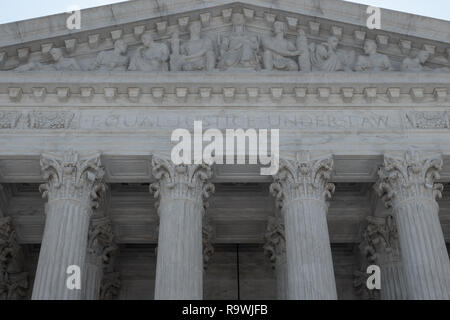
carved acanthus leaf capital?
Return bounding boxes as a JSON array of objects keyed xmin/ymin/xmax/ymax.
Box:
[
  {"xmin": 376, "ymin": 150, "xmax": 443, "ymax": 207},
  {"xmin": 270, "ymin": 153, "xmax": 335, "ymax": 207},
  {"xmin": 263, "ymin": 215, "xmax": 286, "ymax": 268},
  {"xmin": 150, "ymin": 156, "xmax": 215, "ymax": 210},
  {"xmin": 39, "ymin": 150, "xmax": 106, "ymax": 209}
]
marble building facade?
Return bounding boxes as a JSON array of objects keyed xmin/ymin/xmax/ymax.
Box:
[{"xmin": 0, "ymin": 0, "xmax": 450, "ymax": 300}]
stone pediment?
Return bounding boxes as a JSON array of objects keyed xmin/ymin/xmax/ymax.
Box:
[{"xmin": 0, "ymin": 0, "xmax": 450, "ymax": 73}]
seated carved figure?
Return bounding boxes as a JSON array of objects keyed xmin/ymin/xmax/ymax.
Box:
[
  {"xmin": 48, "ymin": 48, "xmax": 82, "ymax": 71},
  {"xmin": 90, "ymin": 39, "xmax": 130, "ymax": 71},
  {"xmin": 310, "ymin": 36, "xmax": 355, "ymax": 72},
  {"xmin": 128, "ymin": 32, "xmax": 169, "ymax": 71},
  {"xmin": 261, "ymin": 21, "xmax": 299, "ymax": 71},
  {"xmin": 401, "ymin": 50, "xmax": 431, "ymax": 72},
  {"xmin": 354, "ymin": 39, "xmax": 392, "ymax": 72},
  {"xmin": 217, "ymin": 13, "xmax": 260, "ymax": 70},
  {"xmin": 14, "ymin": 47, "xmax": 81, "ymax": 72},
  {"xmin": 170, "ymin": 21, "xmax": 215, "ymax": 71}
]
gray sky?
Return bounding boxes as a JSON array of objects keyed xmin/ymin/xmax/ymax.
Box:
[{"xmin": 0, "ymin": 0, "xmax": 449, "ymax": 24}]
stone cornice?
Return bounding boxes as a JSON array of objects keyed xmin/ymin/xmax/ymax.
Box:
[
  {"xmin": 0, "ymin": 72, "xmax": 448, "ymax": 107},
  {"xmin": 1, "ymin": 0, "xmax": 449, "ymax": 48},
  {"xmin": 1, "ymin": 1, "xmax": 450, "ymax": 71}
]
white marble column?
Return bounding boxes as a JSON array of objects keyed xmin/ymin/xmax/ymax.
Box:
[
  {"xmin": 32, "ymin": 151, "xmax": 105, "ymax": 300},
  {"xmin": 83, "ymin": 217, "xmax": 118, "ymax": 300},
  {"xmin": 358, "ymin": 211, "xmax": 407, "ymax": 300},
  {"xmin": 270, "ymin": 153, "xmax": 337, "ymax": 300},
  {"xmin": 263, "ymin": 215, "xmax": 287, "ymax": 300},
  {"xmin": 150, "ymin": 157, "xmax": 214, "ymax": 300},
  {"xmin": 377, "ymin": 150, "xmax": 450, "ymax": 300}
]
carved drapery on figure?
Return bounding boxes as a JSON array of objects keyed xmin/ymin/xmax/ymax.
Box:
[
  {"xmin": 261, "ymin": 21, "xmax": 299, "ymax": 71},
  {"xmin": 376, "ymin": 150, "xmax": 450, "ymax": 300},
  {"xmin": 0, "ymin": 217, "xmax": 28, "ymax": 300},
  {"xmin": 217, "ymin": 13, "xmax": 260, "ymax": 70},
  {"xmin": 85, "ymin": 217, "xmax": 120, "ymax": 300},
  {"xmin": 170, "ymin": 21, "xmax": 216, "ymax": 72}
]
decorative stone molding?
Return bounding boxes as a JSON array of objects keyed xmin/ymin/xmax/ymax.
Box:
[
  {"xmin": 150, "ymin": 157, "xmax": 215, "ymax": 212},
  {"xmin": 100, "ymin": 271, "xmax": 121, "ymax": 300},
  {"xmin": 202, "ymin": 220, "xmax": 214, "ymax": 270},
  {"xmin": 39, "ymin": 150, "xmax": 106, "ymax": 209},
  {"xmin": 270, "ymin": 152, "xmax": 335, "ymax": 207},
  {"xmin": 263, "ymin": 215, "xmax": 286, "ymax": 268},
  {"xmin": 376, "ymin": 150, "xmax": 443, "ymax": 208},
  {"xmin": 0, "ymin": 217, "xmax": 28, "ymax": 300},
  {"xmin": 86, "ymin": 217, "xmax": 120, "ymax": 300},
  {"xmin": 359, "ymin": 215, "xmax": 401, "ymax": 265}
]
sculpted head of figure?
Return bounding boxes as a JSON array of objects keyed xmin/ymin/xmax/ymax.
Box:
[
  {"xmin": 141, "ymin": 32, "xmax": 154, "ymax": 47},
  {"xmin": 189, "ymin": 21, "xmax": 202, "ymax": 38},
  {"xmin": 232, "ymin": 13, "xmax": 245, "ymax": 32},
  {"xmin": 327, "ymin": 36, "xmax": 339, "ymax": 50},
  {"xmin": 363, "ymin": 39, "xmax": 377, "ymax": 55},
  {"xmin": 114, "ymin": 39, "xmax": 128, "ymax": 55},
  {"xmin": 50, "ymin": 48, "xmax": 63, "ymax": 62},
  {"xmin": 273, "ymin": 21, "xmax": 286, "ymax": 36},
  {"xmin": 417, "ymin": 50, "xmax": 430, "ymax": 64}
]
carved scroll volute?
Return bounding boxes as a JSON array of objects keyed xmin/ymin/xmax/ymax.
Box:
[
  {"xmin": 149, "ymin": 156, "xmax": 215, "ymax": 213},
  {"xmin": 39, "ymin": 150, "xmax": 106, "ymax": 209},
  {"xmin": 270, "ymin": 153, "xmax": 335, "ymax": 207},
  {"xmin": 376, "ymin": 150, "xmax": 443, "ymax": 208}
]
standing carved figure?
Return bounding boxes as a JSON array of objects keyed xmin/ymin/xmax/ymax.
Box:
[
  {"xmin": 217, "ymin": 13, "xmax": 260, "ymax": 70},
  {"xmin": 128, "ymin": 32, "xmax": 169, "ymax": 71},
  {"xmin": 354, "ymin": 39, "xmax": 392, "ymax": 72},
  {"xmin": 261, "ymin": 21, "xmax": 299, "ymax": 71},
  {"xmin": 296, "ymin": 29, "xmax": 311, "ymax": 72},
  {"xmin": 90, "ymin": 39, "xmax": 130, "ymax": 71},
  {"xmin": 170, "ymin": 21, "xmax": 215, "ymax": 71}
]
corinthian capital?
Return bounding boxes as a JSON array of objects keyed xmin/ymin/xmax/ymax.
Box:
[
  {"xmin": 263, "ymin": 215, "xmax": 286, "ymax": 268},
  {"xmin": 376, "ymin": 150, "xmax": 443, "ymax": 207},
  {"xmin": 270, "ymin": 153, "xmax": 335, "ymax": 207},
  {"xmin": 149, "ymin": 156, "xmax": 215, "ymax": 209},
  {"xmin": 39, "ymin": 150, "xmax": 106, "ymax": 209}
]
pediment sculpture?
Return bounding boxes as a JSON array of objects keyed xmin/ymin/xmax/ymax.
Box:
[{"xmin": 5, "ymin": 10, "xmax": 450, "ymax": 73}]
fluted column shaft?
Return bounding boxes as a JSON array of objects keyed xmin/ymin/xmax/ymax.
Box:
[
  {"xmin": 151, "ymin": 158, "xmax": 214, "ymax": 300},
  {"xmin": 271, "ymin": 154, "xmax": 337, "ymax": 300},
  {"xmin": 32, "ymin": 151, "xmax": 105, "ymax": 300},
  {"xmin": 377, "ymin": 151, "xmax": 450, "ymax": 299},
  {"xmin": 83, "ymin": 256, "xmax": 103, "ymax": 300}
]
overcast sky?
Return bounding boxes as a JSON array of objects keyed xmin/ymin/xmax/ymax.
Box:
[{"xmin": 0, "ymin": 0, "xmax": 449, "ymax": 24}]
